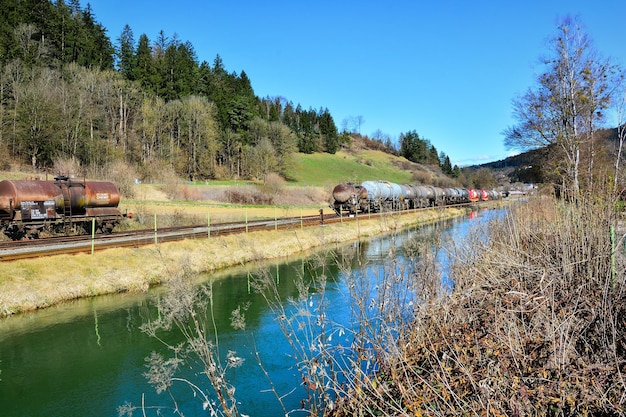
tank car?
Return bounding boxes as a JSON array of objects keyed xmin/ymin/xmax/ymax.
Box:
[
  {"xmin": 399, "ymin": 184, "xmax": 415, "ymax": 210},
  {"xmin": 360, "ymin": 180, "xmax": 404, "ymax": 212},
  {"xmin": 413, "ymin": 185, "xmax": 435, "ymax": 208},
  {"xmin": 443, "ymin": 188, "xmax": 460, "ymax": 204},
  {"xmin": 429, "ymin": 186, "xmax": 446, "ymax": 206},
  {"xmin": 488, "ymin": 190, "xmax": 501, "ymax": 200},
  {"xmin": 0, "ymin": 176, "xmax": 122, "ymax": 239},
  {"xmin": 468, "ymin": 189, "xmax": 480, "ymax": 203},
  {"xmin": 331, "ymin": 179, "xmax": 502, "ymax": 216},
  {"xmin": 332, "ymin": 183, "xmax": 362, "ymax": 214},
  {"xmin": 456, "ymin": 188, "xmax": 470, "ymax": 203}
]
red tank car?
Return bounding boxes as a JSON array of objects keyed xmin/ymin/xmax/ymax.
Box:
[
  {"xmin": 468, "ymin": 189, "xmax": 480, "ymax": 203},
  {"xmin": 0, "ymin": 177, "xmax": 122, "ymax": 239}
]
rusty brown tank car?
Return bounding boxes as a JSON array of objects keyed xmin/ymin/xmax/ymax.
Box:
[{"xmin": 0, "ymin": 177, "xmax": 122, "ymax": 240}]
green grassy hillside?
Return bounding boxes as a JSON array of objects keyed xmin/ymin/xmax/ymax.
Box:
[{"xmin": 287, "ymin": 150, "xmax": 418, "ymax": 186}]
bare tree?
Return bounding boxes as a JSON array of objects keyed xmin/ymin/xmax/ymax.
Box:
[
  {"xmin": 355, "ymin": 115, "xmax": 364, "ymax": 134},
  {"xmin": 180, "ymin": 95, "xmax": 219, "ymax": 180},
  {"xmin": 251, "ymin": 138, "xmax": 277, "ymax": 183},
  {"xmin": 14, "ymin": 24, "xmax": 49, "ymax": 64},
  {"xmin": 16, "ymin": 67, "xmax": 61, "ymax": 170},
  {"xmin": 616, "ymin": 90, "xmax": 626, "ymax": 194},
  {"xmin": 504, "ymin": 16, "xmax": 621, "ymax": 198},
  {"xmin": 341, "ymin": 115, "xmax": 365, "ymax": 134}
]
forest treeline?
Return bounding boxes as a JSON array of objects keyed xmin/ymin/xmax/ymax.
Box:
[{"xmin": 0, "ymin": 0, "xmax": 458, "ymax": 182}]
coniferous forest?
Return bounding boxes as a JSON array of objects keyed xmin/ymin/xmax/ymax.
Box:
[{"xmin": 0, "ymin": 0, "xmax": 458, "ymax": 183}]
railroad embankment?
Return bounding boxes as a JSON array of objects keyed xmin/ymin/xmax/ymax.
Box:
[{"xmin": 0, "ymin": 205, "xmax": 490, "ymax": 317}]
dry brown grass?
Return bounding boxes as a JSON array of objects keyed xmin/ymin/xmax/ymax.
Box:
[
  {"xmin": 120, "ymin": 183, "xmax": 329, "ymax": 229},
  {"xmin": 330, "ymin": 196, "xmax": 626, "ymax": 416}
]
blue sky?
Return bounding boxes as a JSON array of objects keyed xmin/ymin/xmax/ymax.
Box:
[{"xmin": 82, "ymin": 0, "xmax": 626, "ymax": 166}]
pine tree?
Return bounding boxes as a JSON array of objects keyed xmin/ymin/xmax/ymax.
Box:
[
  {"xmin": 296, "ymin": 107, "xmax": 319, "ymax": 153},
  {"xmin": 117, "ymin": 24, "xmax": 136, "ymax": 80},
  {"xmin": 400, "ymin": 130, "xmax": 427, "ymax": 163},
  {"xmin": 172, "ymin": 41, "xmax": 198, "ymax": 98},
  {"xmin": 439, "ymin": 151, "xmax": 453, "ymax": 175},
  {"xmin": 134, "ymin": 34, "xmax": 154, "ymax": 91},
  {"xmin": 236, "ymin": 70, "xmax": 255, "ymax": 98},
  {"xmin": 79, "ymin": 3, "xmax": 114, "ymax": 69},
  {"xmin": 319, "ymin": 108, "xmax": 339, "ymax": 154},
  {"xmin": 151, "ymin": 30, "xmax": 169, "ymax": 97},
  {"xmin": 428, "ymin": 144, "xmax": 439, "ymax": 165}
]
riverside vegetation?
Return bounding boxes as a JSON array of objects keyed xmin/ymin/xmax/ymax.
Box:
[
  {"xmin": 118, "ymin": 194, "xmax": 625, "ymax": 417},
  {"xmin": 328, "ymin": 196, "xmax": 626, "ymax": 416}
]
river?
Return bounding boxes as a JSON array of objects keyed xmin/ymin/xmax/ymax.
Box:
[{"xmin": 0, "ymin": 208, "xmax": 501, "ymax": 416}]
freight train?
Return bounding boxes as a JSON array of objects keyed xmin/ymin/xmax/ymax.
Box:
[
  {"xmin": 332, "ymin": 180, "xmax": 500, "ymax": 215},
  {"xmin": 0, "ymin": 177, "xmax": 123, "ymax": 240}
]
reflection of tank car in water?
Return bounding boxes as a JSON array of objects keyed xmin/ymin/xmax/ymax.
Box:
[
  {"xmin": 332, "ymin": 180, "xmax": 500, "ymax": 215},
  {"xmin": 0, "ymin": 177, "xmax": 123, "ymax": 240}
]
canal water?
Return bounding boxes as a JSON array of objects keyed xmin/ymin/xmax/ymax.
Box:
[{"xmin": 0, "ymin": 208, "xmax": 501, "ymax": 416}]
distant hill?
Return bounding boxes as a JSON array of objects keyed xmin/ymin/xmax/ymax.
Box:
[{"xmin": 465, "ymin": 126, "xmax": 621, "ymax": 188}]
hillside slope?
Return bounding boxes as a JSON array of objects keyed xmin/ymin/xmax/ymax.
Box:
[{"xmin": 287, "ymin": 138, "xmax": 453, "ymax": 187}]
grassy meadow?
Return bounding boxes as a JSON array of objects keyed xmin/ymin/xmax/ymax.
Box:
[
  {"xmin": 287, "ymin": 150, "xmax": 417, "ymax": 186},
  {"xmin": 116, "ymin": 147, "xmax": 436, "ymax": 228}
]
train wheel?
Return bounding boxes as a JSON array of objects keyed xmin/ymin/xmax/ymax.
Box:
[
  {"xmin": 5, "ymin": 227, "xmax": 25, "ymax": 241},
  {"xmin": 100, "ymin": 222, "xmax": 115, "ymax": 234}
]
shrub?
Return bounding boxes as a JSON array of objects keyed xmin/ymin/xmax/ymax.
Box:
[
  {"xmin": 120, "ymin": 264, "xmax": 243, "ymax": 417},
  {"xmin": 159, "ymin": 165, "xmax": 183, "ymax": 199},
  {"xmin": 178, "ymin": 186, "xmax": 204, "ymax": 201},
  {"xmin": 52, "ymin": 157, "xmax": 82, "ymax": 178},
  {"xmin": 102, "ymin": 160, "xmax": 137, "ymax": 199},
  {"xmin": 261, "ymin": 172, "xmax": 285, "ymax": 197},
  {"xmin": 412, "ymin": 169, "xmax": 433, "ymax": 184},
  {"xmin": 224, "ymin": 187, "xmax": 273, "ymax": 205}
]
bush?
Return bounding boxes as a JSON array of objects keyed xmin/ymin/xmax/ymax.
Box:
[
  {"xmin": 224, "ymin": 187, "xmax": 273, "ymax": 205},
  {"xmin": 53, "ymin": 157, "xmax": 82, "ymax": 178},
  {"xmin": 102, "ymin": 160, "xmax": 137, "ymax": 199},
  {"xmin": 261, "ymin": 172, "xmax": 286, "ymax": 197},
  {"xmin": 177, "ymin": 186, "xmax": 204, "ymax": 201},
  {"xmin": 412, "ymin": 169, "xmax": 433, "ymax": 184}
]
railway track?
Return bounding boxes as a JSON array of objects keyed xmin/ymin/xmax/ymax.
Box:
[
  {"xmin": 0, "ymin": 211, "xmax": 335, "ymax": 261},
  {"xmin": 0, "ymin": 204, "xmax": 467, "ymax": 262}
]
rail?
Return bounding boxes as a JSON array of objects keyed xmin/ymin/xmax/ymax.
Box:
[{"xmin": 0, "ymin": 203, "xmax": 471, "ymax": 261}]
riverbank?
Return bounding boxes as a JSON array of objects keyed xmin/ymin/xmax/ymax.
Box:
[{"xmin": 0, "ymin": 205, "xmax": 490, "ymax": 317}]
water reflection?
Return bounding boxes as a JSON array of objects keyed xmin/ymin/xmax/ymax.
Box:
[{"xmin": 0, "ymin": 208, "xmax": 504, "ymax": 416}]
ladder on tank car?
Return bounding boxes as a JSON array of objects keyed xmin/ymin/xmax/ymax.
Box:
[{"xmin": 58, "ymin": 180, "xmax": 74, "ymax": 231}]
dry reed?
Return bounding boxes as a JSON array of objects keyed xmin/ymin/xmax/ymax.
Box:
[{"xmin": 330, "ymin": 196, "xmax": 626, "ymax": 416}]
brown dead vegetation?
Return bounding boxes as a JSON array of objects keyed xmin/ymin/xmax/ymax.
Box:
[{"xmin": 330, "ymin": 196, "xmax": 626, "ymax": 416}]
